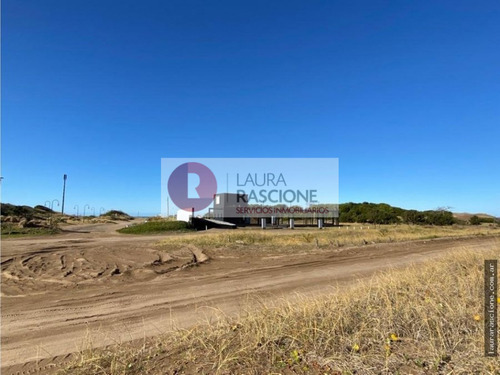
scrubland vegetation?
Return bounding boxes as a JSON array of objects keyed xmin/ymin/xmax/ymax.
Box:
[{"xmin": 156, "ymin": 224, "xmax": 500, "ymax": 254}]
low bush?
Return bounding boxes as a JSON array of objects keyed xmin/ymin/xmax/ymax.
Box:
[{"xmin": 117, "ymin": 220, "xmax": 192, "ymax": 234}]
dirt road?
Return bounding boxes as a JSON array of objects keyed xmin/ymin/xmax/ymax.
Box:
[{"xmin": 1, "ymin": 223, "xmax": 498, "ymax": 373}]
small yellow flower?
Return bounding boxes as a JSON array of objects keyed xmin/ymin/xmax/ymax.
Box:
[
  {"xmin": 473, "ymin": 314, "xmax": 481, "ymax": 321},
  {"xmin": 352, "ymin": 343, "xmax": 360, "ymax": 352},
  {"xmin": 497, "ymin": 297, "xmax": 500, "ymax": 304},
  {"xmin": 289, "ymin": 349, "xmax": 300, "ymax": 364},
  {"xmin": 390, "ymin": 333, "xmax": 399, "ymax": 342}
]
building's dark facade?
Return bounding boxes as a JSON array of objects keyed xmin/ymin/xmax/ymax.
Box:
[{"xmin": 211, "ymin": 193, "xmax": 249, "ymax": 226}]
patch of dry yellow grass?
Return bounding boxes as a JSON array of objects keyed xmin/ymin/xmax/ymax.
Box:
[{"xmin": 156, "ymin": 224, "xmax": 500, "ymax": 254}]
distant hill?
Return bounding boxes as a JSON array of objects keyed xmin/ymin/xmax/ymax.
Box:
[
  {"xmin": 452, "ymin": 212, "xmax": 498, "ymax": 224},
  {"xmin": 0, "ymin": 203, "xmax": 133, "ymax": 222},
  {"xmin": 0, "ymin": 203, "xmax": 56, "ymax": 219},
  {"xmin": 1, "ymin": 203, "xmax": 62, "ymax": 233},
  {"xmin": 453, "ymin": 212, "xmax": 496, "ymax": 220},
  {"xmin": 100, "ymin": 210, "xmax": 133, "ymax": 221}
]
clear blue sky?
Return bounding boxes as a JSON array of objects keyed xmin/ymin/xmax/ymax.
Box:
[{"xmin": 2, "ymin": 0, "xmax": 499, "ymax": 216}]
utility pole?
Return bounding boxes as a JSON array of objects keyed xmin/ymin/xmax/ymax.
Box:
[{"xmin": 61, "ymin": 174, "xmax": 68, "ymax": 215}]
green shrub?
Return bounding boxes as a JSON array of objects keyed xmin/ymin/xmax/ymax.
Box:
[
  {"xmin": 469, "ymin": 215, "xmax": 481, "ymax": 225},
  {"xmin": 117, "ymin": 220, "xmax": 192, "ymax": 234}
]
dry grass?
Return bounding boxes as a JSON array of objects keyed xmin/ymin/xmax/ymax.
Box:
[
  {"xmin": 156, "ymin": 224, "xmax": 500, "ymax": 254},
  {"xmin": 60, "ymin": 245, "xmax": 500, "ymax": 374}
]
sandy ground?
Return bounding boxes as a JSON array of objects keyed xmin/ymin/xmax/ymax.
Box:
[{"xmin": 1, "ymin": 222, "xmax": 498, "ymax": 374}]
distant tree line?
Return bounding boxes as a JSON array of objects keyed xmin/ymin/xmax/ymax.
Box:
[{"xmin": 339, "ymin": 202, "xmax": 455, "ymax": 225}]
